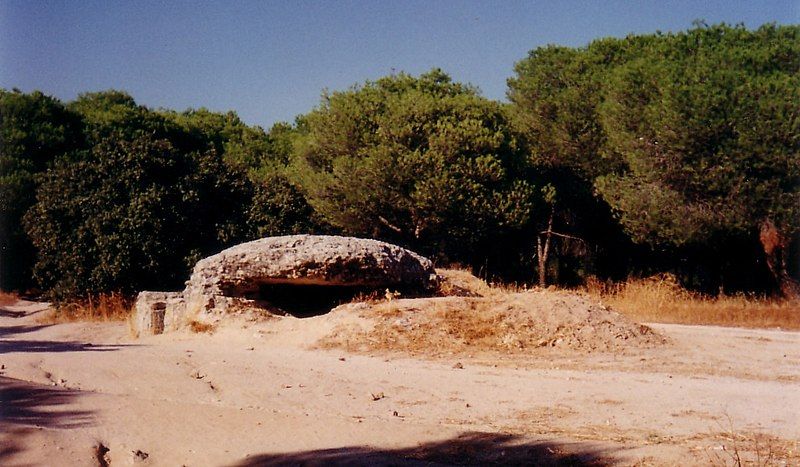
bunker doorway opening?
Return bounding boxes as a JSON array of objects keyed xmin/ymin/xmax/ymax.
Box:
[{"xmin": 220, "ymin": 281, "xmax": 379, "ymax": 318}]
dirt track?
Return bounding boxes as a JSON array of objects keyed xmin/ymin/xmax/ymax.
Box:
[{"xmin": 1, "ymin": 299, "xmax": 798, "ymax": 466}]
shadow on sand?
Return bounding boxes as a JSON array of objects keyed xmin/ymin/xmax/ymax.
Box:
[
  {"xmin": 0, "ymin": 338, "xmax": 133, "ymax": 354},
  {"xmin": 0, "ymin": 324, "xmax": 53, "ymax": 338},
  {"xmin": 0, "ymin": 376, "xmax": 93, "ymax": 429},
  {"xmin": 0, "ymin": 303, "xmax": 50, "ymax": 319},
  {"xmin": 0, "ymin": 323, "xmax": 138, "ymax": 354},
  {"xmin": 0, "ymin": 376, "xmax": 95, "ymax": 463},
  {"xmin": 231, "ymin": 431, "xmax": 614, "ymax": 466},
  {"xmin": 0, "ymin": 308, "xmax": 27, "ymax": 318}
]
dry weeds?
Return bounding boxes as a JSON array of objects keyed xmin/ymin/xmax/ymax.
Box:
[
  {"xmin": 318, "ymin": 290, "xmax": 664, "ymax": 356},
  {"xmin": 703, "ymin": 429, "xmax": 800, "ymax": 466},
  {"xmin": 0, "ymin": 291, "xmax": 19, "ymax": 306},
  {"xmin": 586, "ymin": 275, "xmax": 800, "ymax": 330},
  {"xmin": 189, "ymin": 320, "xmax": 216, "ymax": 333},
  {"xmin": 435, "ymin": 268, "xmax": 499, "ymax": 297},
  {"xmin": 42, "ymin": 293, "xmax": 133, "ymax": 323}
]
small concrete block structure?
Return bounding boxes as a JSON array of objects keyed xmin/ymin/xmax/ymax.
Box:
[{"xmin": 133, "ymin": 291, "xmax": 184, "ymax": 336}]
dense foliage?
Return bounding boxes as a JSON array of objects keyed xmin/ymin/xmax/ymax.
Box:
[
  {"xmin": 23, "ymin": 135, "xmax": 253, "ymax": 298},
  {"xmin": 1, "ymin": 23, "xmax": 798, "ymax": 299},
  {"xmin": 292, "ymin": 70, "xmax": 537, "ymax": 267},
  {"xmin": 509, "ymin": 23, "xmax": 800, "ymax": 295},
  {"xmin": 4, "ymin": 91, "xmax": 326, "ymax": 299},
  {"xmin": 0, "ymin": 90, "xmax": 85, "ymax": 291}
]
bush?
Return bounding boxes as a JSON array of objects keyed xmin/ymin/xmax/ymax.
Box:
[
  {"xmin": 0, "ymin": 89, "xmax": 85, "ymax": 291},
  {"xmin": 24, "ymin": 134, "xmax": 253, "ymax": 299},
  {"xmin": 248, "ymin": 171, "xmax": 328, "ymax": 237}
]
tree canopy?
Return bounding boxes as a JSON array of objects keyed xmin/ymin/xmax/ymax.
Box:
[
  {"xmin": 509, "ymin": 23, "xmax": 800, "ymax": 295},
  {"xmin": 292, "ymin": 69, "xmax": 537, "ymax": 266},
  {"xmin": 7, "ymin": 92, "xmax": 320, "ymax": 298},
  {"xmin": 0, "ymin": 90, "xmax": 85, "ymax": 290},
  {"xmin": 24, "ymin": 134, "xmax": 253, "ymax": 298}
]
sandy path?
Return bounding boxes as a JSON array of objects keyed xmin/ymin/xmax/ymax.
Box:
[{"xmin": 1, "ymin": 300, "xmax": 798, "ymax": 466}]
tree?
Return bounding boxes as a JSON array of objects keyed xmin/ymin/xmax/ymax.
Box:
[
  {"xmin": 0, "ymin": 89, "xmax": 85, "ymax": 291},
  {"xmin": 595, "ymin": 24, "xmax": 800, "ymax": 297},
  {"xmin": 24, "ymin": 134, "xmax": 253, "ymax": 299},
  {"xmin": 160, "ymin": 109, "xmax": 328, "ymax": 237},
  {"xmin": 248, "ymin": 172, "xmax": 327, "ymax": 237},
  {"xmin": 292, "ymin": 70, "xmax": 536, "ymax": 268},
  {"xmin": 508, "ymin": 45, "xmax": 612, "ymax": 179},
  {"xmin": 510, "ymin": 23, "xmax": 800, "ymax": 296},
  {"xmin": 246, "ymin": 122, "xmax": 329, "ymax": 237},
  {"xmin": 508, "ymin": 43, "xmax": 634, "ymax": 286},
  {"xmin": 159, "ymin": 107, "xmax": 276, "ymax": 166},
  {"xmin": 68, "ymin": 90, "xmax": 183, "ymax": 145}
]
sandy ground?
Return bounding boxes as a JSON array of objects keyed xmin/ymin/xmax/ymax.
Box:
[{"xmin": 1, "ymin": 299, "xmax": 799, "ymax": 466}]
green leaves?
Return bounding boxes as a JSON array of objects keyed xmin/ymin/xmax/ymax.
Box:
[
  {"xmin": 595, "ymin": 24, "xmax": 800, "ymax": 246},
  {"xmin": 509, "ymin": 23, "xmax": 800, "ymax": 292},
  {"xmin": 510, "ymin": 23, "xmax": 800, "ymax": 247},
  {"xmin": 0, "ymin": 90, "xmax": 85, "ymax": 291},
  {"xmin": 5, "ymin": 22, "xmax": 798, "ymax": 297},
  {"xmin": 23, "ymin": 134, "xmax": 253, "ymax": 299},
  {"xmin": 293, "ymin": 70, "xmax": 536, "ymax": 264}
]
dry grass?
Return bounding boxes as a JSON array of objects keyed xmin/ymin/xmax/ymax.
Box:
[
  {"xmin": 188, "ymin": 320, "xmax": 216, "ymax": 333},
  {"xmin": 702, "ymin": 413, "xmax": 800, "ymax": 466},
  {"xmin": 585, "ymin": 275, "xmax": 800, "ymax": 330},
  {"xmin": 43, "ymin": 293, "xmax": 133, "ymax": 323},
  {"xmin": 704, "ymin": 430, "xmax": 800, "ymax": 466},
  {"xmin": 0, "ymin": 291, "xmax": 20, "ymax": 306},
  {"xmin": 319, "ymin": 297, "xmax": 523, "ymax": 355},
  {"xmin": 436, "ymin": 268, "xmax": 499, "ymax": 297},
  {"xmin": 318, "ymin": 290, "xmax": 663, "ymax": 356}
]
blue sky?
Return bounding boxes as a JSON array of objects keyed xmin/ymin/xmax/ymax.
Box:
[{"xmin": 1, "ymin": 1, "xmax": 797, "ymax": 129}]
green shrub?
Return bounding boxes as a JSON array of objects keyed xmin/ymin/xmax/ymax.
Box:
[{"xmin": 24, "ymin": 134, "xmax": 252, "ymax": 299}]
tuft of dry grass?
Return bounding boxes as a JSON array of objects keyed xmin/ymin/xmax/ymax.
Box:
[
  {"xmin": 702, "ymin": 412, "xmax": 800, "ymax": 466},
  {"xmin": 585, "ymin": 275, "xmax": 800, "ymax": 330},
  {"xmin": 704, "ymin": 430, "xmax": 800, "ymax": 466},
  {"xmin": 435, "ymin": 268, "xmax": 500, "ymax": 297},
  {"xmin": 348, "ymin": 289, "xmax": 385, "ymax": 304},
  {"xmin": 188, "ymin": 320, "xmax": 216, "ymax": 333},
  {"xmin": 0, "ymin": 291, "xmax": 20, "ymax": 306},
  {"xmin": 43, "ymin": 293, "xmax": 133, "ymax": 323}
]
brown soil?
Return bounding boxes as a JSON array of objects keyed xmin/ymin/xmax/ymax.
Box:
[{"xmin": 317, "ymin": 290, "xmax": 666, "ymax": 356}]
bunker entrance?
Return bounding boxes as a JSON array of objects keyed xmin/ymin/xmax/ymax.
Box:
[{"xmin": 223, "ymin": 281, "xmax": 378, "ymax": 318}]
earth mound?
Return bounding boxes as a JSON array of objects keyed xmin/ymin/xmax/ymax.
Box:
[{"xmin": 316, "ymin": 288, "xmax": 666, "ymax": 355}]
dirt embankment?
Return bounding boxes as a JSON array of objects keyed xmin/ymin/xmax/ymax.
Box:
[{"xmin": 317, "ymin": 290, "xmax": 666, "ymax": 356}]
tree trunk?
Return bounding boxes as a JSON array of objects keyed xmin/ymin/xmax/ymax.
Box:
[
  {"xmin": 537, "ymin": 207, "xmax": 554, "ymax": 288},
  {"xmin": 759, "ymin": 219, "xmax": 800, "ymax": 300}
]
